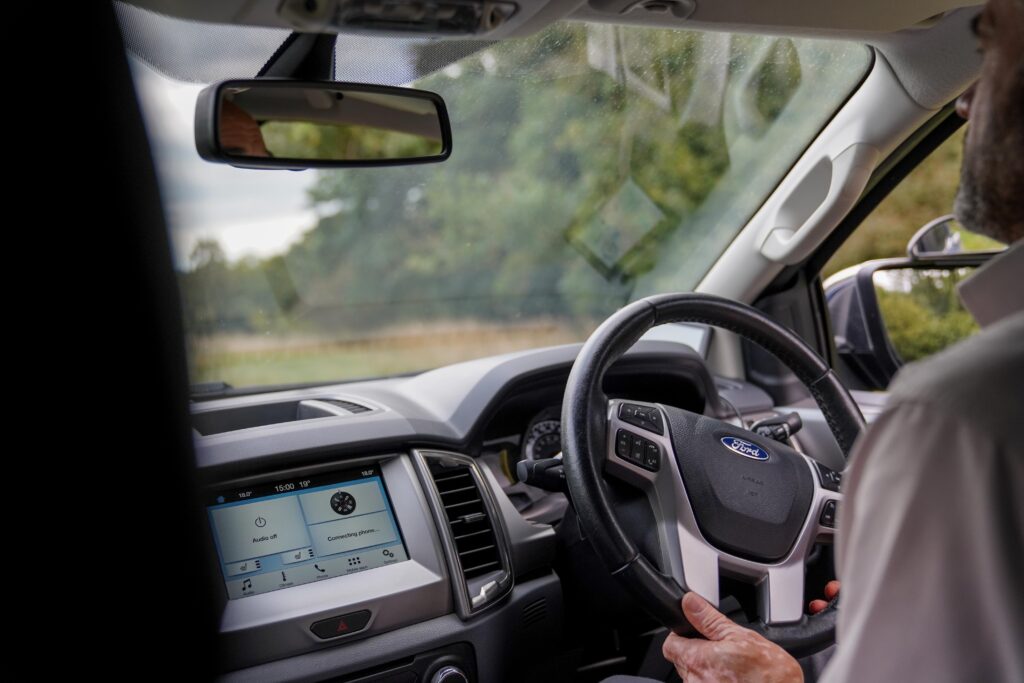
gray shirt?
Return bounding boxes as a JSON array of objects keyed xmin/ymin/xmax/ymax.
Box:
[{"xmin": 821, "ymin": 242, "xmax": 1023, "ymax": 682}]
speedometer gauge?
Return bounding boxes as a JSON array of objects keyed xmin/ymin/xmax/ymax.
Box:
[{"xmin": 522, "ymin": 408, "xmax": 562, "ymax": 461}]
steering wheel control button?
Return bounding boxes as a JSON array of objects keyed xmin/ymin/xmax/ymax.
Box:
[
  {"xmin": 643, "ymin": 442, "xmax": 661, "ymax": 470},
  {"xmin": 630, "ymin": 435, "xmax": 645, "ymax": 463},
  {"xmin": 614, "ymin": 429, "xmax": 660, "ymax": 471},
  {"xmin": 310, "ymin": 610, "xmax": 372, "ymax": 639},
  {"xmin": 814, "ymin": 462, "xmax": 843, "ymax": 492},
  {"xmin": 615, "ymin": 429, "xmax": 632, "ymax": 458},
  {"xmin": 619, "ymin": 403, "xmax": 665, "ymax": 435},
  {"xmin": 819, "ymin": 499, "xmax": 838, "ymax": 528}
]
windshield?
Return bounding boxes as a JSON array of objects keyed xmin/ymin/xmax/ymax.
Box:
[{"xmin": 131, "ymin": 18, "xmax": 870, "ymax": 389}]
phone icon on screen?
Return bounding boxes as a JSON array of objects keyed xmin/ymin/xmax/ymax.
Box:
[{"xmin": 314, "ymin": 564, "xmax": 326, "ymax": 574}]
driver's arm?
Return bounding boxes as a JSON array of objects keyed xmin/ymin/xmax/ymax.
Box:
[
  {"xmin": 663, "ymin": 335, "xmax": 1024, "ymax": 682},
  {"xmin": 817, "ymin": 394, "xmax": 1023, "ymax": 682}
]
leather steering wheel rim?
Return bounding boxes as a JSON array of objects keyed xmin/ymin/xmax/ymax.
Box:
[{"xmin": 561, "ymin": 292, "xmax": 865, "ymax": 657}]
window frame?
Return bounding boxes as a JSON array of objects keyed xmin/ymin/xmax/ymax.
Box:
[{"xmin": 748, "ymin": 103, "xmax": 965, "ymax": 395}]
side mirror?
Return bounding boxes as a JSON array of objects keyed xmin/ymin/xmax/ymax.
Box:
[
  {"xmin": 195, "ymin": 80, "xmax": 452, "ymax": 169},
  {"xmin": 826, "ymin": 262, "xmax": 979, "ymax": 389},
  {"xmin": 827, "ymin": 215, "xmax": 1007, "ymax": 390},
  {"xmin": 906, "ymin": 214, "xmax": 1005, "ymax": 260}
]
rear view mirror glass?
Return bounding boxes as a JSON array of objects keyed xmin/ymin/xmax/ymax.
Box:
[{"xmin": 195, "ymin": 80, "xmax": 451, "ymax": 169}]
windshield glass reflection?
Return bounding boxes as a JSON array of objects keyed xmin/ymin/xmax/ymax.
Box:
[{"xmin": 134, "ymin": 23, "xmax": 869, "ymax": 388}]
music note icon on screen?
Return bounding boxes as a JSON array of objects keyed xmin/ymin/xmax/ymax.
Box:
[{"xmin": 241, "ymin": 578, "xmax": 253, "ymax": 592}]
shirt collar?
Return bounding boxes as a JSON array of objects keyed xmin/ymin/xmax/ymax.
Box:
[{"xmin": 957, "ymin": 240, "xmax": 1024, "ymax": 328}]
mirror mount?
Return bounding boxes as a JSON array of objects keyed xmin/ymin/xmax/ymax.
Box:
[
  {"xmin": 257, "ymin": 32, "xmax": 337, "ymax": 81},
  {"xmin": 906, "ymin": 214, "xmax": 1006, "ymax": 262}
]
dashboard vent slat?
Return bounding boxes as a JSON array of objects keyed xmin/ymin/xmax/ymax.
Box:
[
  {"xmin": 462, "ymin": 560, "xmax": 500, "ymax": 574},
  {"xmin": 440, "ymin": 484, "xmax": 478, "ymax": 495},
  {"xmin": 427, "ymin": 462, "xmax": 504, "ymax": 581},
  {"xmin": 458, "ymin": 544, "xmax": 496, "ymax": 557},
  {"xmin": 320, "ymin": 398, "xmax": 372, "ymax": 413},
  {"xmin": 432, "ymin": 472, "xmax": 472, "ymax": 484},
  {"xmin": 445, "ymin": 498, "xmax": 483, "ymax": 510},
  {"xmin": 453, "ymin": 528, "xmax": 491, "ymax": 541}
]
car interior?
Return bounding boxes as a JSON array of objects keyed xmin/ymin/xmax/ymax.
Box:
[{"xmin": 88, "ymin": 0, "xmax": 997, "ymax": 680}]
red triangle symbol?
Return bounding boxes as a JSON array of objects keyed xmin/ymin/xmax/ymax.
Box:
[{"xmin": 336, "ymin": 620, "xmax": 349, "ymax": 633}]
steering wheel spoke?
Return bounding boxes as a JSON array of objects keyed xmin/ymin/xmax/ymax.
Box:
[{"xmin": 605, "ymin": 399, "xmax": 722, "ymax": 604}]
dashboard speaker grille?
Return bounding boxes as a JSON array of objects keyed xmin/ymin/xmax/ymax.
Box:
[
  {"xmin": 521, "ymin": 598, "xmax": 548, "ymax": 629},
  {"xmin": 428, "ymin": 463, "xmax": 502, "ymax": 579}
]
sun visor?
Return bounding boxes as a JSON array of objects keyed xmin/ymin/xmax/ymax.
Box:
[{"xmin": 115, "ymin": 1, "xmax": 492, "ymax": 84}]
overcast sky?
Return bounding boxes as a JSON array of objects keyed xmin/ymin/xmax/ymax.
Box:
[{"xmin": 130, "ymin": 58, "xmax": 319, "ymax": 269}]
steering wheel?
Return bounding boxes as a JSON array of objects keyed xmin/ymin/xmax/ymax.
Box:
[{"xmin": 561, "ymin": 293, "xmax": 865, "ymax": 657}]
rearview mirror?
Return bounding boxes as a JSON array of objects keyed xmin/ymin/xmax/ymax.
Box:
[{"xmin": 195, "ymin": 80, "xmax": 451, "ymax": 169}]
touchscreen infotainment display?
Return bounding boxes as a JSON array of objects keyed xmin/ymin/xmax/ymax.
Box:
[{"xmin": 207, "ymin": 465, "xmax": 409, "ymax": 599}]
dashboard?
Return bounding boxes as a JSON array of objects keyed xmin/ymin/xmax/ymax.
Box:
[{"xmin": 190, "ymin": 339, "xmax": 785, "ymax": 682}]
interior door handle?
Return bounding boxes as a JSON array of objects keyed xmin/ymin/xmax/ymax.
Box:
[{"xmin": 758, "ymin": 143, "xmax": 879, "ymax": 264}]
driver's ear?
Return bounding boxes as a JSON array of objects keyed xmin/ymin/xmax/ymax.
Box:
[{"xmin": 957, "ymin": 81, "xmax": 977, "ymax": 120}]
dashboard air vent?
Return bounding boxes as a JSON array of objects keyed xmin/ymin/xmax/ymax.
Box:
[
  {"xmin": 320, "ymin": 398, "xmax": 372, "ymax": 414},
  {"xmin": 429, "ymin": 463, "xmax": 502, "ymax": 579}
]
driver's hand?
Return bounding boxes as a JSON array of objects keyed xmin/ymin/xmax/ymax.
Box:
[
  {"xmin": 808, "ymin": 580, "xmax": 840, "ymax": 615},
  {"xmin": 662, "ymin": 592, "xmax": 804, "ymax": 683}
]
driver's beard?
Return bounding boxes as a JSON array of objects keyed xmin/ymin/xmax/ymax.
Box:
[
  {"xmin": 953, "ymin": 67, "xmax": 1024, "ymax": 246},
  {"xmin": 953, "ymin": 154, "xmax": 1022, "ymax": 245}
]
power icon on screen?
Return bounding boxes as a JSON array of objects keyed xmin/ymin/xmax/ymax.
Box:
[{"xmin": 255, "ymin": 516, "xmax": 267, "ymax": 528}]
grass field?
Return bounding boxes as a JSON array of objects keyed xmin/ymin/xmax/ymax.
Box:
[{"xmin": 190, "ymin": 320, "xmax": 588, "ymax": 387}]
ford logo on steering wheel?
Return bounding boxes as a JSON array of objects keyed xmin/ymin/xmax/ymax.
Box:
[{"xmin": 720, "ymin": 437, "xmax": 770, "ymax": 461}]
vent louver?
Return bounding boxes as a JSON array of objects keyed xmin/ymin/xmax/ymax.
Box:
[
  {"xmin": 320, "ymin": 399, "xmax": 372, "ymax": 414},
  {"xmin": 429, "ymin": 463, "xmax": 502, "ymax": 579}
]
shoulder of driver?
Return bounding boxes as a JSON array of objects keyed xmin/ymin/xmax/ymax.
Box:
[{"xmin": 821, "ymin": 245, "xmax": 1024, "ymax": 683}]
